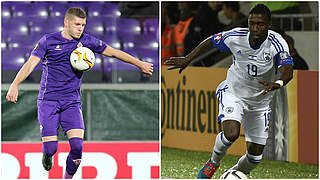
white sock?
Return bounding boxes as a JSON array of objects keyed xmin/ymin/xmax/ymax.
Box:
[
  {"xmin": 211, "ymin": 132, "xmax": 233, "ymax": 165},
  {"xmin": 231, "ymin": 152, "xmax": 262, "ymax": 174}
]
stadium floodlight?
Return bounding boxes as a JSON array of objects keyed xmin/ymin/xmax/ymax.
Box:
[
  {"xmin": 97, "ymin": 26, "xmax": 104, "ymax": 32},
  {"xmin": 39, "ymin": 11, "xmax": 47, "ymax": 17},
  {"xmin": 55, "ymin": 12, "xmax": 61, "ymax": 17},
  {"xmin": 17, "ymin": 58, "xmax": 25, "ymax": 64},
  {"xmin": 95, "ymin": 58, "xmax": 101, "ymax": 64},
  {"xmin": 12, "ymin": 43, "xmax": 19, "ymax": 48},
  {"xmin": 113, "ymin": 42, "xmax": 121, "ymax": 49},
  {"xmin": 128, "ymin": 42, "xmax": 134, "ymax": 48},
  {"xmin": 134, "ymin": 26, "xmax": 141, "ymax": 32},
  {"xmin": 3, "ymin": 12, "xmax": 10, "ymax": 17},
  {"xmin": 93, "ymin": 12, "xmax": 99, "ymax": 16},
  {"xmin": 34, "ymin": 27, "xmax": 40, "ymax": 32},
  {"xmin": 20, "ymin": 26, "xmax": 28, "ymax": 33},
  {"xmin": 151, "ymin": 42, "xmax": 158, "ymax": 48}
]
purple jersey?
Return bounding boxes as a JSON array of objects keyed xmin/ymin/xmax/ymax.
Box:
[{"xmin": 31, "ymin": 32, "xmax": 107, "ymax": 100}]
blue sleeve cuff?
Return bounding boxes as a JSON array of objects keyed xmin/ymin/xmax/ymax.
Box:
[
  {"xmin": 276, "ymin": 51, "xmax": 294, "ymax": 66},
  {"xmin": 211, "ymin": 33, "xmax": 231, "ymax": 52}
]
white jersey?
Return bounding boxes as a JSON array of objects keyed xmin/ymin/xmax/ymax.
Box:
[{"xmin": 211, "ymin": 28, "xmax": 293, "ymax": 107}]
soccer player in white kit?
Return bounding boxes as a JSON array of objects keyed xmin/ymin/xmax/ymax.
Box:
[{"xmin": 165, "ymin": 4, "xmax": 293, "ymax": 178}]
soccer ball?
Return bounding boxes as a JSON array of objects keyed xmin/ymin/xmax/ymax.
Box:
[
  {"xmin": 70, "ymin": 47, "xmax": 95, "ymax": 71},
  {"xmin": 220, "ymin": 170, "xmax": 247, "ymax": 179}
]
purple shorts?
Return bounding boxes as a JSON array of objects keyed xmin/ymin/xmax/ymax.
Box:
[{"xmin": 37, "ymin": 99, "xmax": 85, "ymax": 137}]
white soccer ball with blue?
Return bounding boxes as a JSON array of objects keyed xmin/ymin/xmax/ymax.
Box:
[
  {"xmin": 70, "ymin": 47, "xmax": 95, "ymax": 71},
  {"xmin": 220, "ymin": 170, "xmax": 248, "ymax": 179}
]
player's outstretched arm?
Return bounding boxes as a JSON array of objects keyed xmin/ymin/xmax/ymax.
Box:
[
  {"xmin": 164, "ymin": 36, "xmax": 214, "ymax": 73},
  {"xmin": 6, "ymin": 55, "xmax": 41, "ymax": 103},
  {"xmin": 259, "ymin": 64, "xmax": 293, "ymax": 95},
  {"xmin": 102, "ymin": 46, "xmax": 153, "ymax": 76}
]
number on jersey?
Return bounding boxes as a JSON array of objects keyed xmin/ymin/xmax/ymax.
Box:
[{"xmin": 247, "ymin": 64, "xmax": 258, "ymax": 77}]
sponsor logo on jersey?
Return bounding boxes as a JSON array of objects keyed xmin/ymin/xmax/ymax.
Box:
[
  {"xmin": 77, "ymin": 42, "xmax": 83, "ymax": 48},
  {"xmin": 264, "ymin": 52, "xmax": 272, "ymax": 62},
  {"xmin": 226, "ymin": 107, "xmax": 234, "ymax": 114},
  {"xmin": 214, "ymin": 33, "xmax": 222, "ymax": 44},
  {"xmin": 279, "ymin": 52, "xmax": 291, "ymax": 64},
  {"xmin": 279, "ymin": 51, "xmax": 289, "ymax": 59},
  {"xmin": 54, "ymin": 45, "xmax": 62, "ymax": 50}
]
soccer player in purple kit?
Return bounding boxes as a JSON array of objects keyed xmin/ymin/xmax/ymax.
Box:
[{"xmin": 6, "ymin": 7, "xmax": 154, "ymax": 179}]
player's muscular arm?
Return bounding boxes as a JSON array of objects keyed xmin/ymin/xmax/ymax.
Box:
[
  {"xmin": 259, "ymin": 65, "xmax": 293, "ymax": 95},
  {"xmin": 6, "ymin": 55, "xmax": 41, "ymax": 103},
  {"xmin": 102, "ymin": 46, "xmax": 153, "ymax": 76},
  {"xmin": 165, "ymin": 36, "xmax": 214, "ymax": 73},
  {"xmin": 278, "ymin": 64, "xmax": 293, "ymax": 85}
]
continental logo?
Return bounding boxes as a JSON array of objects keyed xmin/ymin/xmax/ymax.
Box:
[{"xmin": 161, "ymin": 75, "xmax": 222, "ymax": 139}]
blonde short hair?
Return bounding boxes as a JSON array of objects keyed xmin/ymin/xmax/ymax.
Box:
[{"xmin": 65, "ymin": 7, "xmax": 86, "ymax": 20}]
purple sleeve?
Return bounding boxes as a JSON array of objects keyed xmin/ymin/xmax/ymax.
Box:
[
  {"xmin": 31, "ymin": 36, "xmax": 47, "ymax": 59},
  {"xmin": 88, "ymin": 35, "xmax": 108, "ymax": 54}
]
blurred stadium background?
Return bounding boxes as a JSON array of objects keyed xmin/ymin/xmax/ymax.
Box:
[
  {"xmin": 161, "ymin": 1, "xmax": 318, "ymax": 178},
  {"xmin": 1, "ymin": 1, "xmax": 159, "ymax": 179}
]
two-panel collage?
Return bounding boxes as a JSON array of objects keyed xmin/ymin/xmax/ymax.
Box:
[{"xmin": 1, "ymin": 1, "xmax": 319, "ymax": 179}]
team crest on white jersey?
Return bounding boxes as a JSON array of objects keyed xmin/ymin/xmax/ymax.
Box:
[
  {"xmin": 77, "ymin": 42, "xmax": 83, "ymax": 48},
  {"xmin": 226, "ymin": 107, "xmax": 234, "ymax": 114},
  {"xmin": 264, "ymin": 52, "xmax": 272, "ymax": 62}
]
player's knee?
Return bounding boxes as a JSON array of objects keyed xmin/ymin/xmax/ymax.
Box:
[
  {"xmin": 42, "ymin": 141, "xmax": 58, "ymax": 156},
  {"xmin": 247, "ymin": 142, "xmax": 265, "ymax": 155},
  {"xmin": 69, "ymin": 137, "xmax": 83, "ymax": 156},
  {"xmin": 224, "ymin": 131, "xmax": 240, "ymax": 142},
  {"xmin": 223, "ymin": 125, "xmax": 240, "ymax": 142},
  {"xmin": 222, "ymin": 120, "xmax": 240, "ymax": 142}
]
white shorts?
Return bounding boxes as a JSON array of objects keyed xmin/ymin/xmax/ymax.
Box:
[{"xmin": 216, "ymin": 81, "xmax": 271, "ymax": 145}]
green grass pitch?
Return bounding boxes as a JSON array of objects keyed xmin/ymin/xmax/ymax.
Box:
[{"xmin": 161, "ymin": 147, "xmax": 319, "ymax": 179}]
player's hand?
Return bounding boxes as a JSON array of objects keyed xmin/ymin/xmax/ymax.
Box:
[
  {"xmin": 140, "ymin": 61, "xmax": 154, "ymax": 76},
  {"xmin": 164, "ymin": 56, "xmax": 191, "ymax": 74},
  {"xmin": 6, "ymin": 84, "xmax": 19, "ymax": 103},
  {"xmin": 259, "ymin": 80, "xmax": 281, "ymax": 95}
]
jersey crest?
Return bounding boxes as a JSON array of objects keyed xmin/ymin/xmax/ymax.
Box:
[{"xmin": 264, "ymin": 52, "xmax": 272, "ymax": 62}]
